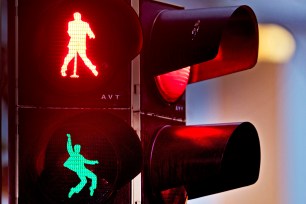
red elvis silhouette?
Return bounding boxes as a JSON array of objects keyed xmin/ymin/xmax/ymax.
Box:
[{"xmin": 61, "ymin": 12, "xmax": 98, "ymax": 78}]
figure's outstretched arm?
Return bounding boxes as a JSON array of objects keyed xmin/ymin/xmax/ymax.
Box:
[
  {"xmin": 66, "ymin": 133, "xmax": 74, "ymax": 155},
  {"xmin": 84, "ymin": 158, "xmax": 99, "ymax": 165}
]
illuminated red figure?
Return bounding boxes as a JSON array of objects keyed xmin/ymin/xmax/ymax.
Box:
[{"xmin": 61, "ymin": 12, "xmax": 98, "ymax": 78}]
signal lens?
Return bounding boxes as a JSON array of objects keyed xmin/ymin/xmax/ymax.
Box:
[{"xmin": 155, "ymin": 67, "xmax": 190, "ymax": 103}]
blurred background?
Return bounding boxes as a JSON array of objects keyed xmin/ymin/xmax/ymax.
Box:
[
  {"xmin": 181, "ymin": 0, "xmax": 306, "ymax": 204},
  {"xmin": 1, "ymin": 0, "xmax": 8, "ymax": 203},
  {"xmin": 1, "ymin": 0, "xmax": 306, "ymax": 203}
]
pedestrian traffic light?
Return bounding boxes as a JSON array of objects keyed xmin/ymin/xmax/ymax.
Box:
[
  {"xmin": 12, "ymin": 0, "xmax": 143, "ymax": 203},
  {"xmin": 139, "ymin": 0, "xmax": 260, "ymax": 203},
  {"xmin": 18, "ymin": 109, "xmax": 142, "ymax": 204},
  {"xmin": 18, "ymin": 0, "xmax": 142, "ymax": 108}
]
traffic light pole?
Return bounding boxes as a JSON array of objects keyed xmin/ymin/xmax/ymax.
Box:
[
  {"xmin": 131, "ymin": 55, "xmax": 141, "ymax": 204},
  {"xmin": 131, "ymin": 0, "xmax": 142, "ymax": 203},
  {"xmin": 7, "ymin": 0, "xmax": 17, "ymax": 203}
]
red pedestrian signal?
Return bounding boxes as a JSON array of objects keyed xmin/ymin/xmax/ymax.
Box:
[
  {"xmin": 61, "ymin": 12, "xmax": 98, "ymax": 78},
  {"xmin": 18, "ymin": 0, "xmax": 142, "ymax": 108}
]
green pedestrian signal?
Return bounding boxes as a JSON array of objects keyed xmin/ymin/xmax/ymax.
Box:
[{"xmin": 64, "ymin": 133, "xmax": 99, "ymax": 198}]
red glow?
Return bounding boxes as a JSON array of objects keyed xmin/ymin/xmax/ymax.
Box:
[
  {"xmin": 190, "ymin": 44, "xmax": 252, "ymax": 81},
  {"xmin": 189, "ymin": 6, "xmax": 258, "ymax": 83},
  {"xmin": 154, "ymin": 67, "xmax": 190, "ymax": 103},
  {"xmin": 214, "ymin": 46, "xmax": 223, "ymax": 61},
  {"xmin": 174, "ymin": 125, "xmax": 237, "ymax": 139},
  {"xmin": 166, "ymin": 124, "xmax": 239, "ymax": 150},
  {"xmin": 61, "ymin": 12, "xmax": 98, "ymax": 78}
]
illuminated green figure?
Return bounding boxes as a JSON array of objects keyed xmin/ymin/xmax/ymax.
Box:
[{"xmin": 64, "ymin": 133, "xmax": 99, "ymax": 198}]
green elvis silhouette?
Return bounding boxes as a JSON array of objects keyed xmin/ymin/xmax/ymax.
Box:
[{"xmin": 64, "ymin": 133, "xmax": 99, "ymax": 198}]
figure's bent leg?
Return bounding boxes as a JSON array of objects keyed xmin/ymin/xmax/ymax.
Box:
[
  {"xmin": 85, "ymin": 170, "xmax": 98, "ymax": 196},
  {"xmin": 78, "ymin": 50, "xmax": 98, "ymax": 76},
  {"xmin": 61, "ymin": 50, "xmax": 76, "ymax": 77},
  {"xmin": 68, "ymin": 175, "xmax": 87, "ymax": 198}
]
